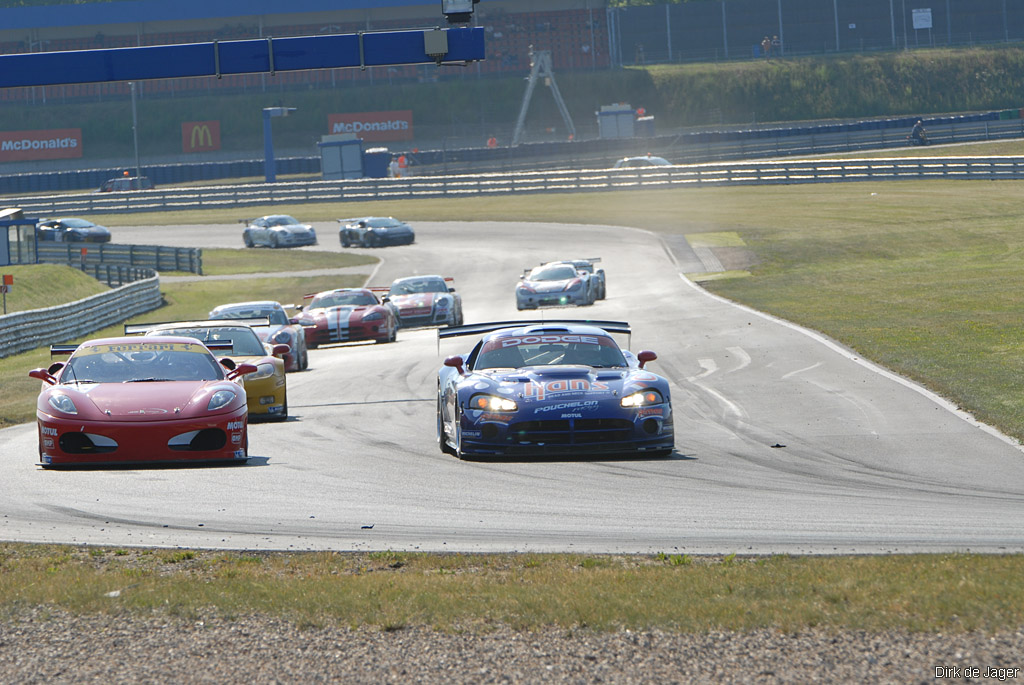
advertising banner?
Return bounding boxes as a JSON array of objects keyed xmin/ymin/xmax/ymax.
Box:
[
  {"xmin": 0, "ymin": 129, "xmax": 82, "ymax": 162},
  {"xmin": 328, "ymin": 110, "xmax": 414, "ymax": 142},
  {"xmin": 182, "ymin": 120, "xmax": 221, "ymax": 153}
]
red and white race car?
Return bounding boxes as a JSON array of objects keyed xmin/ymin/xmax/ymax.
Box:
[
  {"xmin": 371, "ymin": 275, "xmax": 464, "ymax": 328},
  {"xmin": 29, "ymin": 336, "xmax": 256, "ymax": 467},
  {"xmin": 295, "ymin": 288, "xmax": 398, "ymax": 348}
]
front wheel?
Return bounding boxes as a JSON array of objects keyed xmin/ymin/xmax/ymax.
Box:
[
  {"xmin": 341, "ymin": 233, "xmax": 351, "ymax": 248},
  {"xmin": 438, "ymin": 396, "xmax": 456, "ymax": 455},
  {"xmin": 243, "ymin": 232, "xmax": 254, "ymax": 248},
  {"xmin": 270, "ymin": 233, "xmax": 280, "ymax": 249}
]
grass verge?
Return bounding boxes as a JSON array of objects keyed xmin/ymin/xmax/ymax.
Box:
[{"xmin": 2, "ymin": 545, "xmax": 1021, "ymax": 633}]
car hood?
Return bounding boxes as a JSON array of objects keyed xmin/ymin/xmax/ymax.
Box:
[
  {"xmin": 53, "ymin": 381, "xmax": 239, "ymax": 421},
  {"xmin": 275, "ymin": 224, "xmax": 314, "ymax": 234},
  {"xmin": 521, "ymin": 279, "xmax": 574, "ymax": 293},
  {"xmin": 464, "ymin": 366, "xmax": 639, "ymax": 406},
  {"xmin": 390, "ymin": 293, "xmax": 443, "ymax": 310},
  {"xmin": 305, "ymin": 305, "xmax": 370, "ymax": 321}
]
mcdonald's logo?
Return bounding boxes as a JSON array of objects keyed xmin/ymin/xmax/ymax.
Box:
[{"xmin": 181, "ymin": 120, "xmax": 221, "ymax": 153}]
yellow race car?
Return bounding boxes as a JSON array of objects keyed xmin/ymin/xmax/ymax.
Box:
[{"xmin": 128, "ymin": 320, "xmax": 289, "ymax": 421}]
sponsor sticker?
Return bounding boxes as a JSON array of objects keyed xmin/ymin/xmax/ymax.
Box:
[
  {"xmin": 41, "ymin": 426, "xmax": 58, "ymax": 437},
  {"xmin": 0, "ymin": 128, "xmax": 82, "ymax": 162},
  {"xmin": 638, "ymin": 407, "xmax": 664, "ymax": 418},
  {"xmin": 226, "ymin": 420, "xmax": 244, "ymax": 431},
  {"xmin": 328, "ymin": 110, "xmax": 414, "ymax": 141},
  {"xmin": 534, "ymin": 400, "xmax": 600, "ymax": 414},
  {"xmin": 524, "ymin": 379, "xmax": 609, "ymax": 401},
  {"xmin": 231, "ymin": 432, "xmax": 243, "ymax": 444},
  {"xmin": 43, "ymin": 438, "xmax": 55, "ymax": 449},
  {"xmin": 182, "ymin": 120, "xmax": 221, "ymax": 153},
  {"xmin": 501, "ymin": 334, "xmax": 599, "ymax": 348}
]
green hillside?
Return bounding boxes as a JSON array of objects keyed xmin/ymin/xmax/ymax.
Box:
[{"xmin": 3, "ymin": 45, "xmax": 1024, "ymax": 159}]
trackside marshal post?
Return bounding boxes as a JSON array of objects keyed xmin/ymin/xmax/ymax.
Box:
[{"xmin": 1, "ymin": 274, "xmax": 12, "ymax": 314}]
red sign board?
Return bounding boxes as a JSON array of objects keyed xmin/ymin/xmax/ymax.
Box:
[
  {"xmin": 182, "ymin": 121, "xmax": 221, "ymax": 153},
  {"xmin": 0, "ymin": 129, "xmax": 82, "ymax": 162},
  {"xmin": 2, "ymin": 275, "xmax": 12, "ymax": 286},
  {"xmin": 328, "ymin": 110, "xmax": 414, "ymax": 142}
]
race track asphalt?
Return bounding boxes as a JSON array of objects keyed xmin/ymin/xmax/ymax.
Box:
[{"xmin": 3, "ymin": 220, "xmax": 1023, "ymax": 554}]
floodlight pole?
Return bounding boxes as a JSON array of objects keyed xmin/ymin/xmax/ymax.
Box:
[
  {"xmin": 263, "ymin": 106, "xmax": 295, "ymax": 183},
  {"xmin": 130, "ymin": 82, "xmax": 141, "ymax": 178}
]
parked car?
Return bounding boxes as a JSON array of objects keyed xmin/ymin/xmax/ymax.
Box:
[
  {"xmin": 612, "ymin": 155, "xmax": 671, "ymax": 169},
  {"xmin": 338, "ymin": 217, "xmax": 415, "ymax": 247},
  {"xmin": 97, "ymin": 175, "xmax": 155, "ymax": 192},
  {"xmin": 241, "ymin": 215, "xmax": 318, "ymax": 249},
  {"xmin": 35, "ymin": 217, "xmax": 111, "ymax": 243}
]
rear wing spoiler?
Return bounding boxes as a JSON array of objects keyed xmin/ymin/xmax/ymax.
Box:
[
  {"xmin": 123, "ymin": 318, "xmax": 270, "ymax": 335},
  {"xmin": 49, "ymin": 345, "xmax": 78, "ymax": 356},
  {"xmin": 49, "ymin": 340, "xmax": 235, "ymax": 354},
  {"xmin": 438, "ymin": 319, "xmax": 631, "ymax": 340}
]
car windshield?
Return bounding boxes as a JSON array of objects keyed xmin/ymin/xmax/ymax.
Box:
[
  {"xmin": 366, "ymin": 218, "xmax": 401, "ymax": 228},
  {"xmin": 528, "ymin": 265, "xmax": 577, "ymax": 281},
  {"xmin": 475, "ymin": 333, "xmax": 627, "ymax": 369},
  {"xmin": 389, "ymin": 278, "xmax": 446, "ymax": 295},
  {"xmin": 62, "ymin": 341, "xmax": 224, "ymax": 383},
  {"xmin": 152, "ymin": 327, "xmax": 267, "ymax": 357},
  {"xmin": 266, "ymin": 216, "xmax": 300, "ymax": 227},
  {"xmin": 311, "ymin": 292, "xmax": 377, "ymax": 308},
  {"xmin": 211, "ymin": 307, "xmax": 289, "ymax": 326},
  {"xmin": 61, "ymin": 219, "xmax": 95, "ymax": 228}
]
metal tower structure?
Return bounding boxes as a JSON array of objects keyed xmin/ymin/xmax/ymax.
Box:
[{"xmin": 511, "ymin": 48, "xmax": 576, "ymax": 146}]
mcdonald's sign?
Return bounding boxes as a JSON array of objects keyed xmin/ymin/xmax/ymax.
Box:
[{"xmin": 182, "ymin": 120, "xmax": 221, "ymax": 153}]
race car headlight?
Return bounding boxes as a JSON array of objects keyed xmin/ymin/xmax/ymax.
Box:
[
  {"xmin": 248, "ymin": 363, "xmax": 276, "ymax": 380},
  {"xmin": 620, "ymin": 389, "xmax": 663, "ymax": 408},
  {"xmin": 470, "ymin": 394, "xmax": 518, "ymax": 412},
  {"xmin": 207, "ymin": 389, "xmax": 237, "ymax": 411},
  {"xmin": 435, "ymin": 298, "xmax": 449, "ymax": 308},
  {"xmin": 362, "ymin": 311, "xmax": 384, "ymax": 321},
  {"xmin": 518, "ymin": 284, "xmax": 535, "ymax": 294},
  {"xmin": 565, "ymin": 279, "xmax": 583, "ymax": 291},
  {"xmin": 48, "ymin": 394, "xmax": 78, "ymax": 415},
  {"xmin": 271, "ymin": 330, "xmax": 293, "ymax": 345}
]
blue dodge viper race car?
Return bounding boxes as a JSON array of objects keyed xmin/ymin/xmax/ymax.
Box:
[{"xmin": 437, "ymin": 320, "xmax": 674, "ymax": 459}]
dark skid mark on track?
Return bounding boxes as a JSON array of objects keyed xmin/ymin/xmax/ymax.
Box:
[{"xmin": 292, "ymin": 397, "xmax": 431, "ymax": 409}]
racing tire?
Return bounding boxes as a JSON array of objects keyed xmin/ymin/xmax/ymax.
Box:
[
  {"xmin": 389, "ymin": 322, "xmax": 397, "ymax": 343},
  {"xmin": 270, "ymin": 233, "xmax": 280, "ymax": 249},
  {"xmin": 243, "ymin": 233, "xmax": 254, "ymax": 248},
  {"xmin": 599, "ymin": 284, "xmax": 607, "ymax": 300},
  {"xmin": 367, "ymin": 233, "xmax": 382, "ymax": 248},
  {"xmin": 438, "ymin": 397, "xmax": 456, "ymax": 456},
  {"xmin": 299, "ymin": 347, "xmax": 309, "ymax": 371},
  {"xmin": 341, "ymin": 233, "xmax": 351, "ymax": 248},
  {"xmin": 278, "ymin": 398, "xmax": 288, "ymax": 422}
]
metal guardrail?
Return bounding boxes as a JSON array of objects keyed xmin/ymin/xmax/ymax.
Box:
[
  {"xmin": 7, "ymin": 156, "xmax": 1024, "ymax": 215},
  {"xmin": 0, "ymin": 275, "xmax": 162, "ymax": 359},
  {"xmin": 36, "ymin": 242, "xmax": 203, "ymax": 275}
]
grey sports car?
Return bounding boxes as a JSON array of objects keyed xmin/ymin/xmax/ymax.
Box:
[{"xmin": 242, "ymin": 215, "xmax": 318, "ymax": 248}]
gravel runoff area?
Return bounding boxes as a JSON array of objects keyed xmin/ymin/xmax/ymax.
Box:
[{"xmin": 2, "ymin": 610, "xmax": 1023, "ymax": 683}]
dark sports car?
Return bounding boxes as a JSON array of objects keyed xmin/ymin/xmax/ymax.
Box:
[
  {"xmin": 296, "ymin": 288, "xmax": 398, "ymax": 347},
  {"xmin": 437, "ymin": 320, "xmax": 674, "ymax": 459},
  {"xmin": 242, "ymin": 215, "xmax": 317, "ymax": 249},
  {"xmin": 376, "ymin": 275, "xmax": 464, "ymax": 328},
  {"xmin": 29, "ymin": 336, "xmax": 256, "ymax": 467},
  {"xmin": 338, "ymin": 216, "xmax": 415, "ymax": 247},
  {"xmin": 35, "ymin": 217, "xmax": 111, "ymax": 243}
]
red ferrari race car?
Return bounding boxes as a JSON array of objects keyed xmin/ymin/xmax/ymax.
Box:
[
  {"xmin": 29, "ymin": 336, "xmax": 256, "ymax": 468},
  {"xmin": 295, "ymin": 288, "xmax": 398, "ymax": 348}
]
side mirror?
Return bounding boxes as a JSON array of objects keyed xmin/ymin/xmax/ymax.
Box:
[
  {"xmin": 29, "ymin": 368, "xmax": 57, "ymax": 385},
  {"xmin": 295, "ymin": 305, "xmax": 305, "ymax": 312},
  {"xmin": 47, "ymin": 361, "xmax": 66, "ymax": 375},
  {"xmin": 228, "ymin": 363, "xmax": 258, "ymax": 380},
  {"xmin": 219, "ymin": 357, "xmax": 238, "ymax": 371},
  {"xmin": 272, "ymin": 344, "xmax": 290, "ymax": 357},
  {"xmin": 637, "ymin": 350, "xmax": 657, "ymax": 369},
  {"xmin": 444, "ymin": 355, "xmax": 465, "ymax": 374},
  {"xmin": 448, "ymin": 287, "xmax": 456, "ymax": 293}
]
